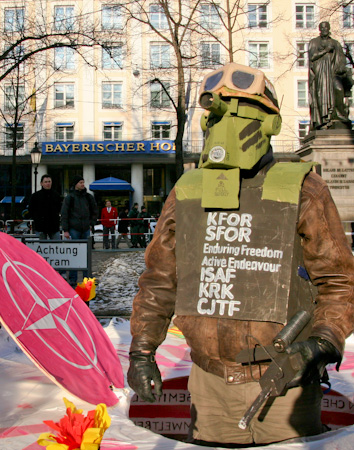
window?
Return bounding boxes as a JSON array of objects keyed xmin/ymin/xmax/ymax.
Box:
[
  {"xmin": 103, "ymin": 122, "xmax": 123, "ymax": 140},
  {"xmin": 102, "ymin": 5, "xmax": 123, "ymax": 30},
  {"xmin": 54, "ymin": 6, "xmax": 74, "ymax": 31},
  {"xmin": 150, "ymin": 44, "xmax": 170, "ymax": 69},
  {"xmin": 102, "ymin": 82, "xmax": 122, "ymax": 108},
  {"xmin": 5, "ymin": 124, "xmax": 24, "ymax": 150},
  {"xmin": 345, "ymin": 42, "xmax": 354, "ymax": 67},
  {"xmin": 54, "ymin": 84, "xmax": 74, "ymax": 108},
  {"xmin": 201, "ymin": 42, "xmax": 221, "ymax": 68},
  {"xmin": 248, "ymin": 4, "xmax": 268, "ymax": 28},
  {"xmin": 249, "ymin": 42, "xmax": 269, "ymax": 69},
  {"xmin": 298, "ymin": 121, "xmax": 310, "ymax": 142},
  {"xmin": 102, "ymin": 46, "xmax": 123, "ymax": 69},
  {"xmin": 4, "ymin": 85, "xmax": 25, "ymax": 111},
  {"xmin": 296, "ymin": 42, "xmax": 309, "ymax": 68},
  {"xmin": 55, "ymin": 123, "xmax": 74, "ymax": 141},
  {"xmin": 200, "ymin": 3, "xmax": 220, "ymax": 29},
  {"xmin": 295, "ymin": 4, "xmax": 315, "ymax": 29},
  {"xmin": 54, "ymin": 47, "xmax": 75, "ymax": 70},
  {"xmin": 150, "ymin": 81, "xmax": 170, "ymax": 108},
  {"xmin": 4, "ymin": 8, "xmax": 24, "ymax": 32},
  {"xmin": 150, "ymin": 4, "xmax": 168, "ymax": 29},
  {"xmin": 343, "ymin": 4, "xmax": 354, "ymax": 28},
  {"xmin": 6, "ymin": 44, "xmax": 25, "ymax": 65},
  {"xmin": 152, "ymin": 121, "xmax": 171, "ymax": 139},
  {"xmin": 297, "ymin": 80, "xmax": 308, "ymax": 107}
]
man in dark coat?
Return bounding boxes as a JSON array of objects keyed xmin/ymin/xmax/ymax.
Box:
[
  {"xmin": 61, "ymin": 175, "xmax": 98, "ymax": 286},
  {"xmin": 116, "ymin": 206, "xmax": 133, "ymax": 248},
  {"xmin": 128, "ymin": 203, "xmax": 140, "ymax": 248},
  {"xmin": 138, "ymin": 205, "xmax": 149, "ymax": 248},
  {"xmin": 28, "ymin": 174, "xmax": 62, "ymax": 239}
]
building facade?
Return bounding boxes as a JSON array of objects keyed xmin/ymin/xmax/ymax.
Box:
[{"xmin": 0, "ymin": 0, "xmax": 353, "ymax": 218}]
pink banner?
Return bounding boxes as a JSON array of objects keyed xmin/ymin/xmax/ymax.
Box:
[{"xmin": 0, "ymin": 232, "xmax": 123, "ymax": 406}]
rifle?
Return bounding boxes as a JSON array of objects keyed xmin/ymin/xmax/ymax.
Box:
[{"xmin": 236, "ymin": 310, "xmax": 311, "ymax": 430}]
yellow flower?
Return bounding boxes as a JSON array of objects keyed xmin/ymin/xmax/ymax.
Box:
[
  {"xmin": 63, "ymin": 397, "xmax": 83, "ymax": 415},
  {"xmin": 37, "ymin": 432, "xmax": 71, "ymax": 449},
  {"xmin": 37, "ymin": 398, "xmax": 111, "ymax": 450},
  {"xmin": 94, "ymin": 403, "xmax": 111, "ymax": 430}
]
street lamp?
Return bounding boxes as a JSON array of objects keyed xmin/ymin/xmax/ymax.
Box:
[{"xmin": 30, "ymin": 142, "xmax": 41, "ymax": 192}]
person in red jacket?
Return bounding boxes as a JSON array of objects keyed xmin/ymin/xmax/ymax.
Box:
[{"xmin": 101, "ymin": 200, "xmax": 118, "ymax": 249}]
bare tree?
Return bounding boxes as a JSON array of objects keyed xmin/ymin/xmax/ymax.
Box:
[
  {"xmin": 122, "ymin": 0, "xmax": 203, "ymax": 180},
  {"xmin": 0, "ymin": 0, "xmax": 121, "ymax": 220},
  {"xmin": 0, "ymin": 61, "xmax": 37, "ymax": 223},
  {"xmin": 0, "ymin": 2, "xmax": 105, "ymax": 81}
]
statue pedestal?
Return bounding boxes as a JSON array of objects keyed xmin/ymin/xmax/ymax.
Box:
[{"xmin": 296, "ymin": 129, "xmax": 354, "ymax": 222}]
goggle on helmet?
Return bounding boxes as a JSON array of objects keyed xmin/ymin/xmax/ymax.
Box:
[{"xmin": 199, "ymin": 62, "xmax": 279, "ymax": 114}]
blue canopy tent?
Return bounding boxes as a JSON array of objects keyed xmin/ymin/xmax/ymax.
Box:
[
  {"xmin": 0, "ymin": 196, "xmax": 25, "ymax": 204},
  {"xmin": 89, "ymin": 177, "xmax": 134, "ymax": 191},
  {"xmin": 89, "ymin": 177, "xmax": 134, "ymax": 205}
]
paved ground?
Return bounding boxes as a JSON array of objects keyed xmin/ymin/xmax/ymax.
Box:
[
  {"xmin": 91, "ymin": 247, "xmax": 144, "ymax": 276},
  {"xmin": 89, "ymin": 247, "xmax": 146, "ymax": 317},
  {"xmin": 91, "ymin": 244, "xmax": 145, "ymax": 276}
]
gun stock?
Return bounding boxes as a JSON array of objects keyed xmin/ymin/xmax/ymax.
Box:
[{"xmin": 237, "ymin": 310, "xmax": 311, "ymax": 430}]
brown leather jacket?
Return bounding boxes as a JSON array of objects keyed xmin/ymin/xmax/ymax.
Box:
[{"xmin": 130, "ymin": 171, "xmax": 354, "ymax": 383}]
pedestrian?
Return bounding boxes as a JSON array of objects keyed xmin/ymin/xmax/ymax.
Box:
[
  {"xmin": 116, "ymin": 206, "xmax": 133, "ymax": 248},
  {"xmin": 101, "ymin": 199, "xmax": 118, "ymax": 249},
  {"xmin": 127, "ymin": 62, "xmax": 354, "ymax": 446},
  {"xmin": 137, "ymin": 205, "xmax": 149, "ymax": 248},
  {"xmin": 28, "ymin": 174, "xmax": 62, "ymax": 240},
  {"xmin": 61, "ymin": 175, "xmax": 98, "ymax": 287},
  {"xmin": 128, "ymin": 203, "xmax": 139, "ymax": 248}
]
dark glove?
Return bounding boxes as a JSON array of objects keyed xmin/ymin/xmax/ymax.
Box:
[
  {"xmin": 127, "ymin": 351, "xmax": 163, "ymax": 402},
  {"xmin": 286, "ymin": 336, "xmax": 341, "ymax": 387}
]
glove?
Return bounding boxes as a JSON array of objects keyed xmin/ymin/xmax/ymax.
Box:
[
  {"xmin": 127, "ymin": 351, "xmax": 163, "ymax": 402},
  {"xmin": 286, "ymin": 336, "xmax": 341, "ymax": 387}
]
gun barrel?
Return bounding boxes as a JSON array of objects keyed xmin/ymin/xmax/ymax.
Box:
[
  {"xmin": 238, "ymin": 388, "xmax": 271, "ymax": 430},
  {"xmin": 273, "ymin": 310, "xmax": 311, "ymax": 352}
]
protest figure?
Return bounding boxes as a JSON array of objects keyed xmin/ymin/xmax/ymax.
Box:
[
  {"xmin": 127, "ymin": 62, "xmax": 354, "ymax": 446},
  {"xmin": 308, "ymin": 21, "xmax": 353, "ymax": 130}
]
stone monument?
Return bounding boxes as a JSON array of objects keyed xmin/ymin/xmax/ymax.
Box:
[{"xmin": 297, "ymin": 21, "xmax": 354, "ymax": 241}]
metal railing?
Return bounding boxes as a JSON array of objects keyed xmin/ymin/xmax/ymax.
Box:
[
  {"xmin": 94, "ymin": 217, "xmax": 157, "ymax": 246},
  {"xmin": 5, "ymin": 219, "xmax": 34, "ymax": 237}
]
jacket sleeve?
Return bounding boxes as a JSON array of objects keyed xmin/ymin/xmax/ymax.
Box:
[
  {"xmin": 89, "ymin": 195, "xmax": 98, "ymax": 227},
  {"xmin": 130, "ymin": 189, "xmax": 177, "ymax": 353},
  {"xmin": 55, "ymin": 192, "xmax": 62, "ymax": 216},
  {"xmin": 298, "ymin": 172, "xmax": 354, "ymax": 355},
  {"xmin": 28, "ymin": 193, "xmax": 36, "ymax": 219},
  {"xmin": 60, "ymin": 195, "xmax": 70, "ymax": 232}
]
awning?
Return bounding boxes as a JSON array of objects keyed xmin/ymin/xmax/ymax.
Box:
[
  {"xmin": 89, "ymin": 177, "xmax": 134, "ymax": 191},
  {"xmin": 0, "ymin": 196, "xmax": 25, "ymax": 204}
]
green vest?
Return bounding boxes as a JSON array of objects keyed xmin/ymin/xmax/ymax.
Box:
[{"xmin": 175, "ymin": 162, "xmax": 316, "ymax": 325}]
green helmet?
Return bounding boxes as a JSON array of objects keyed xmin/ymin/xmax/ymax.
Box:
[{"xmin": 199, "ymin": 62, "xmax": 281, "ymax": 171}]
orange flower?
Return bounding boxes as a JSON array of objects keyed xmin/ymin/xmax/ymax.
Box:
[
  {"xmin": 38, "ymin": 398, "xmax": 110, "ymax": 450},
  {"xmin": 75, "ymin": 278, "xmax": 97, "ymax": 302}
]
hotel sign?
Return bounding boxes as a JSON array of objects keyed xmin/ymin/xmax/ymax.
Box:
[{"xmin": 42, "ymin": 140, "xmax": 176, "ymax": 155}]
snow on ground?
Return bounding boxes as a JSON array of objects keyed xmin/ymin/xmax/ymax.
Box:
[{"xmin": 90, "ymin": 251, "xmax": 146, "ymax": 316}]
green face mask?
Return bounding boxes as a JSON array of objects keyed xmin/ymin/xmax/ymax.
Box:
[{"xmin": 199, "ymin": 93, "xmax": 282, "ymax": 171}]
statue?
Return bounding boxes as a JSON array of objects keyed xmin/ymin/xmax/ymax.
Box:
[{"xmin": 308, "ymin": 21, "xmax": 353, "ymax": 130}]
